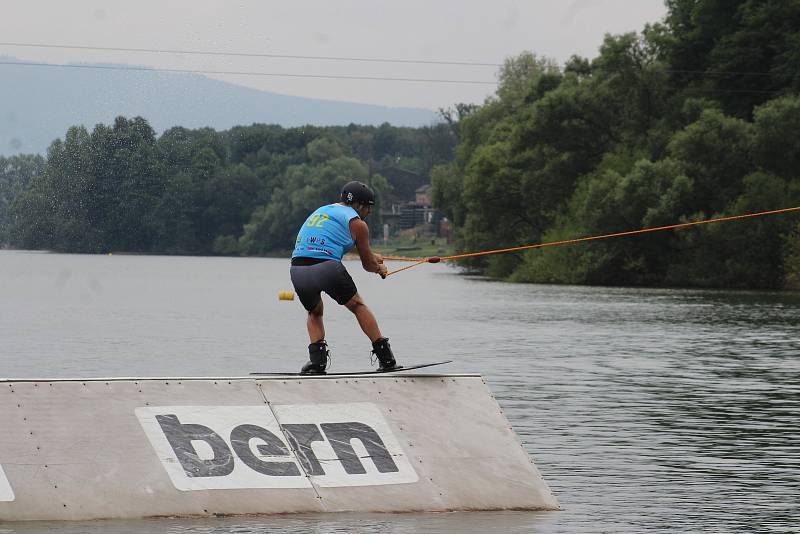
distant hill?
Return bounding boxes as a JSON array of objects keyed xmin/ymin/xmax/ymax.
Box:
[{"xmin": 0, "ymin": 56, "xmax": 439, "ymax": 156}]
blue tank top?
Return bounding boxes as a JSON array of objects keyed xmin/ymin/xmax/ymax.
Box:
[{"xmin": 292, "ymin": 204, "xmax": 359, "ymax": 261}]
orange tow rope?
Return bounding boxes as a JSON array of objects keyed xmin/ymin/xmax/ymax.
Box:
[{"xmin": 382, "ymin": 206, "xmax": 800, "ymax": 277}]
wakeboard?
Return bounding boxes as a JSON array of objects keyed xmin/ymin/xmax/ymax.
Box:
[{"xmin": 250, "ymin": 360, "xmax": 452, "ymax": 377}]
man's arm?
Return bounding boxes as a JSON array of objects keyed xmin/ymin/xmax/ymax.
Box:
[{"xmin": 350, "ymin": 218, "xmax": 387, "ymax": 277}]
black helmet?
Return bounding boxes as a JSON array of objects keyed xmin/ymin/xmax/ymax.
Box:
[{"xmin": 341, "ymin": 181, "xmax": 375, "ymax": 206}]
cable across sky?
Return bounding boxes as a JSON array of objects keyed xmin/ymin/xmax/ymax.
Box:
[
  {"xmin": 0, "ymin": 60, "xmax": 499, "ymax": 85},
  {"xmin": 0, "ymin": 41, "xmax": 782, "ymax": 78},
  {"xmin": 0, "ymin": 41, "xmax": 503, "ymax": 68}
]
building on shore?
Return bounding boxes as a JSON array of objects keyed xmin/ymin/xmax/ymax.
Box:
[{"xmin": 380, "ymin": 184, "xmax": 449, "ymax": 242}]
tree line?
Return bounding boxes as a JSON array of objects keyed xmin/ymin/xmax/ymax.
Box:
[
  {"xmin": 2, "ymin": 0, "xmax": 800, "ymax": 290},
  {"xmin": 1, "ymin": 121, "xmax": 456, "ymax": 255},
  {"xmin": 432, "ymin": 0, "xmax": 800, "ymax": 289}
]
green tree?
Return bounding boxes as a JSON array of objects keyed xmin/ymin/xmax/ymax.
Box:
[
  {"xmin": 667, "ymin": 171, "xmax": 796, "ymax": 288},
  {"xmin": 434, "ymin": 52, "xmax": 566, "ymax": 276},
  {"xmin": 0, "ymin": 154, "xmax": 44, "ymax": 244},
  {"xmin": 9, "ymin": 117, "xmax": 165, "ymax": 253},
  {"xmin": 10, "ymin": 127, "xmax": 101, "ymax": 252},
  {"xmin": 659, "ymin": 0, "xmax": 800, "ymax": 118},
  {"xmin": 204, "ymin": 164, "xmax": 261, "ymax": 254},
  {"xmin": 786, "ymin": 221, "xmax": 800, "ymax": 289},
  {"xmin": 86, "ymin": 117, "xmax": 164, "ymax": 252},
  {"xmin": 240, "ymin": 138, "xmax": 390, "ymax": 254},
  {"xmin": 151, "ymin": 171, "xmax": 202, "ymax": 254},
  {"xmin": 159, "ymin": 127, "xmax": 224, "ymax": 173},
  {"xmin": 666, "ymin": 108, "xmax": 755, "ymax": 213},
  {"xmin": 752, "ymin": 94, "xmax": 800, "ymax": 180},
  {"xmin": 514, "ymin": 158, "xmax": 694, "ymax": 285}
]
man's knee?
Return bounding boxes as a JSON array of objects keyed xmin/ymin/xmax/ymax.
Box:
[
  {"xmin": 308, "ymin": 300, "xmax": 324, "ymax": 317},
  {"xmin": 344, "ymin": 293, "xmax": 365, "ymax": 312}
]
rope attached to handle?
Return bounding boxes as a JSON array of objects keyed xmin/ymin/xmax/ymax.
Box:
[{"xmin": 382, "ymin": 206, "xmax": 800, "ymax": 277}]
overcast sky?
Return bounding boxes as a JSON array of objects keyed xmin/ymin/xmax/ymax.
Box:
[{"xmin": 1, "ymin": 0, "xmax": 667, "ymax": 110}]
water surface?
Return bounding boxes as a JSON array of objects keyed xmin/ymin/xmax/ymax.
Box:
[{"xmin": 1, "ymin": 251, "xmax": 798, "ymax": 533}]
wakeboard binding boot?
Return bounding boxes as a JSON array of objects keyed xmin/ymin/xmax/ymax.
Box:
[
  {"xmin": 372, "ymin": 337, "xmax": 402, "ymax": 372},
  {"xmin": 301, "ymin": 340, "xmax": 329, "ymax": 375}
]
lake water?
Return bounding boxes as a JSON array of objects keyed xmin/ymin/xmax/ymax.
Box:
[{"xmin": 1, "ymin": 250, "xmax": 799, "ymax": 533}]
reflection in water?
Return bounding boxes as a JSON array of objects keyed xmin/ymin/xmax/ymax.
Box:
[{"xmin": 1, "ymin": 252, "xmax": 798, "ymax": 533}]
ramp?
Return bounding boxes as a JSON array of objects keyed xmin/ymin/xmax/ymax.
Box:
[{"xmin": 0, "ymin": 374, "xmax": 558, "ymax": 520}]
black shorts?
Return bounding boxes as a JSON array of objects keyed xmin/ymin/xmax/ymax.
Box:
[{"xmin": 290, "ymin": 258, "xmax": 358, "ymax": 311}]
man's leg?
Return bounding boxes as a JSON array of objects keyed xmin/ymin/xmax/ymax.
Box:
[
  {"xmin": 344, "ymin": 294, "xmax": 400, "ymax": 371},
  {"xmin": 344, "ymin": 293, "xmax": 382, "ymax": 342},
  {"xmin": 307, "ymin": 300, "xmax": 325, "ymax": 342},
  {"xmin": 301, "ymin": 300, "xmax": 329, "ymax": 375}
]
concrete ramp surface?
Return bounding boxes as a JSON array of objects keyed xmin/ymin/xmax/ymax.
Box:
[{"xmin": 0, "ymin": 375, "xmax": 558, "ymax": 520}]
